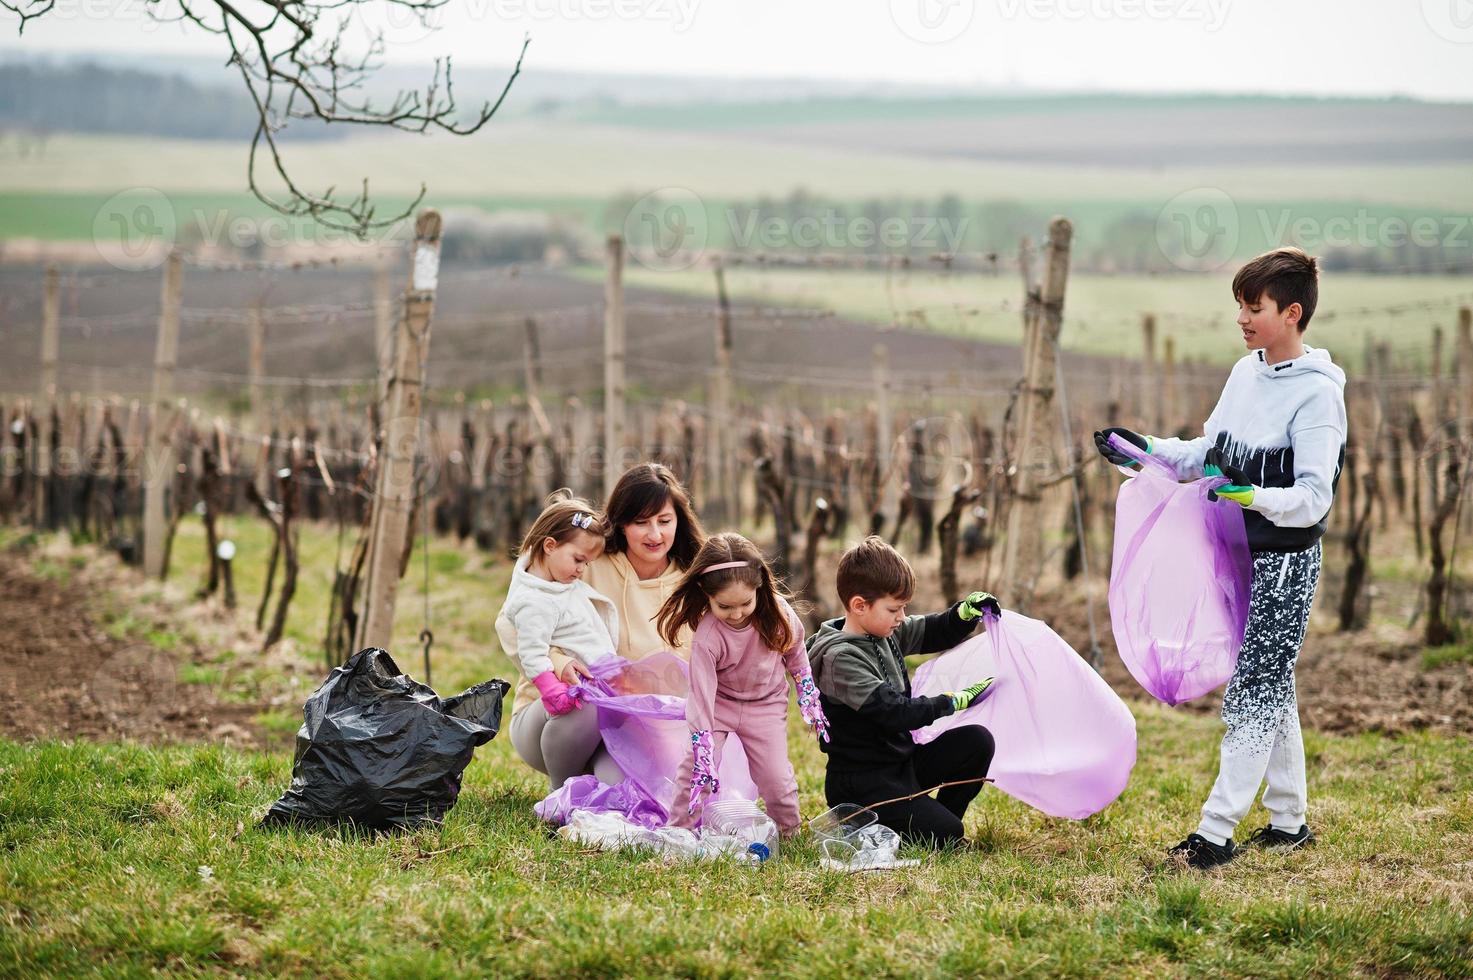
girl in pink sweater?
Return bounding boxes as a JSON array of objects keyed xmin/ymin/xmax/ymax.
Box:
[{"xmin": 656, "ymin": 533, "xmax": 829, "ymax": 836}]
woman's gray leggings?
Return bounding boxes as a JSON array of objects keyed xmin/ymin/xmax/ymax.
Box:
[{"xmin": 509, "ymin": 700, "xmax": 627, "ymax": 790}]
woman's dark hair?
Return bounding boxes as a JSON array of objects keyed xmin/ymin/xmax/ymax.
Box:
[
  {"xmin": 603, "ymin": 462, "xmax": 707, "ymax": 569},
  {"xmin": 656, "ymin": 533, "xmax": 796, "ymax": 652}
]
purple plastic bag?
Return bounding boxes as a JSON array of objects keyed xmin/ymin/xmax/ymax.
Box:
[
  {"xmin": 912, "ymin": 611, "xmax": 1136, "ymax": 820},
  {"xmin": 1106, "ymin": 434, "xmax": 1253, "ymax": 705},
  {"xmin": 534, "ymin": 654, "xmax": 756, "ymax": 826}
]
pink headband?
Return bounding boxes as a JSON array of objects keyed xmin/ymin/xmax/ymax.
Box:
[{"xmin": 702, "ymin": 560, "xmax": 752, "ymax": 575}]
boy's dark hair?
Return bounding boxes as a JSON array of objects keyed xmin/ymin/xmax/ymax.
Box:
[
  {"xmin": 1232, "ymin": 247, "xmax": 1319, "ymax": 332},
  {"xmin": 602, "ymin": 462, "xmax": 708, "ymax": 570},
  {"xmin": 836, "ymin": 535, "xmax": 915, "ymax": 608}
]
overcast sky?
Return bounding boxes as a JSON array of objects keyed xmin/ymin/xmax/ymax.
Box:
[{"xmin": 5, "ymin": 0, "xmax": 1473, "ymax": 100}]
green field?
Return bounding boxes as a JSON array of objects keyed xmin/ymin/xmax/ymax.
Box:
[
  {"xmin": 583, "ymin": 265, "xmax": 1473, "ymax": 366},
  {"xmin": 7, "ymin": 129, "xmax": 1472, "ymax": 208}
]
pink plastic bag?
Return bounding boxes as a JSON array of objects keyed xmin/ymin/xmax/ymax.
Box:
[
  {"xmin": 534, "ymin": 654, "xmax": 756, "ymax": 828},
  {"xmin": 1106, "ymin": 434, "xmax": 1253, "ymax": 705},
  {"xmin": 912, "ymin": 611, "xmax": 1136, "ymax": 820}
]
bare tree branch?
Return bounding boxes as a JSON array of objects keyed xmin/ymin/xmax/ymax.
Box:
[
  {"xmin": 0, "ymin": 0, "xmax": 53, "ymax": 34},
  {"xmin": 4, "ymin": 0, "xmax": 529, "ymax": 237}
]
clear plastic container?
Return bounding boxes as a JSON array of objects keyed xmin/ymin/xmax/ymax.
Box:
[
  {"xmin": 810, "ymin": 804, "xmax": 916, "ymax": 872},
  {"xmin": 701, "ymin": 799, "xmax": 779, "ymax": 864},
  {"xmin": 808, "ymin": 802, "xmax": 879, "ymax": 843}
]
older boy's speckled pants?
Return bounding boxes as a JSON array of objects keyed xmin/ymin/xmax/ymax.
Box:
[{"xmin": 1198, "ymin": 542, "xmax": 1321, "ymax": 845}]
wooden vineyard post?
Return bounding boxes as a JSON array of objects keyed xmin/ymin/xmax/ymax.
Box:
[
  {"xmin": 356, "ymin": 210, "xmax": 441, "ymax": 653},
  {"xmin": 873, "ymin": 344, "xmax": 894, "ymax": 533},
  {"xmin": 35, "ymin": 264, "xmax": 59, "ymax": 528},
  {"xmin": 375, "ymin": 257, "xmax": 393, "ymax": 410},
  {"xmin": 143, "ymin": 251, "xmax": 182, "ymax": 579},
  {"xmin": 604, "ymin": 234, "xmax": 626, "ymax": 499},
  {"xmin": 1430, "ymin": 324, "xmax": 1445, "ymax": 427},
  {"xmin": 707, "ymin": 259, "xmax": 734, "ymax": 523},
  {"xmin": 1458, "ymin": 307, "xmax": 1472, "ymax": 443},
  {"xmin": 1141, "ymin": 314, "xmax": 1158, "ymax": 432},
  {"xmin": 1001, "ymin": 217, "xmax": 1073, "ymax": 613},
  {"xmin": 1457, "ymin": 307, "xmax": 1472, "ymax": 533},
  {"xmin": 1161, "ymin": 334, "xmax": 1178, "ymax": 435},
  {"xmin": 248, "ymin": 301, "xmax": 270, "ymax": 500}
]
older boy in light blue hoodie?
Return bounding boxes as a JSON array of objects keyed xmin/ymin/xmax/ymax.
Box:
[{"xmin": 1095, "ymin": 246, "xmax": 1347, "ymax": 869}]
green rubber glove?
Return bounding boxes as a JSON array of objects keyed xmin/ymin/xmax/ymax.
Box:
[
  {"xmin": 1204, "ymin": 448, "xmax": 1256, "ymax": 509},
  {"xmin": 958, "ymin": 591, "xmax": 1001, "ymax": 622},
  {"xmin": 948, "ymin": 678, "xmax": 995, "ymax": 711}
]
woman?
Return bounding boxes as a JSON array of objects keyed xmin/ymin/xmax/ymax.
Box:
[{"xmin": 506, "ymin": 462, "xmax": 708, "ymax": 789}]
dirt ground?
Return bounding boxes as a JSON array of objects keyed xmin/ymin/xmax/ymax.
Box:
[
  {"xmin": 0, "ymin": 541, "xmax": 270, "ymax": 749},
  {"xmin": 1, "ymin": 528, "xmax": 1468, "ymax": 750}
]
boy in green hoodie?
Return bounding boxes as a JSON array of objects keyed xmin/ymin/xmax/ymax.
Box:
[{"xmin": 806, "ymin": 536, "xmax": 999, "ymax": 847}]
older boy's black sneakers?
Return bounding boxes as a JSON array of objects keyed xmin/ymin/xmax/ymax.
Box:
[
  {"xmin": 1168, "ymin": 833, "xmax": 1236, "ymax": 869},
  {"xmin": 1243, "ymin": 824, "xmax": 1315, "ymax": 851}
]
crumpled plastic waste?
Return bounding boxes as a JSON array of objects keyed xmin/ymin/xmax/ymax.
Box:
[{"xmin": 809, "ymin": 803, "xmax": 918, "ymax": 873}]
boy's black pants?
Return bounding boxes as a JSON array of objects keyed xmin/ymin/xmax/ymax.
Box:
[{"xmin": 824, "ymin": 725, "xmax": 995, "ymax": 848}]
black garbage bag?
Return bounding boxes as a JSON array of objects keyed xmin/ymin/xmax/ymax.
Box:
[{"xmin": 262, "ymin": 647, "xmax": 510, "ymax": 832}]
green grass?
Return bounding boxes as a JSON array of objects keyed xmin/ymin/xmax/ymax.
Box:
[
  {"xmin": 1423, "ymin": 639, "xmax": 1473, "ymax": 670},
  {"xmin": 2, "ymin": 713, "xmax": 1470, "ymax": 975}
]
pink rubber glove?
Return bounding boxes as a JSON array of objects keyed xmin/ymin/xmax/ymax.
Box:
[
  {"xmin": 532, "ymin": 670, "xmax": 579, "ymax": 716},
  {"xmin": 688, "ymin": 730, "xmax": 719, "ymax": 815},
  {"xmin": 792, "ymin": 670, "xmax": 831, "ymax": 743}
]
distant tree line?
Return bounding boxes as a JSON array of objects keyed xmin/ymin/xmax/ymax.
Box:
[{"xmin": 0, "ymin": 62, "xmax": 338, "ymax": 142}]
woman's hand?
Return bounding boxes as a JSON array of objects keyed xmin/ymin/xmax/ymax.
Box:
[{"xmin": 557, "ymin": 660, "xmax": 593, "ymax": 686}]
